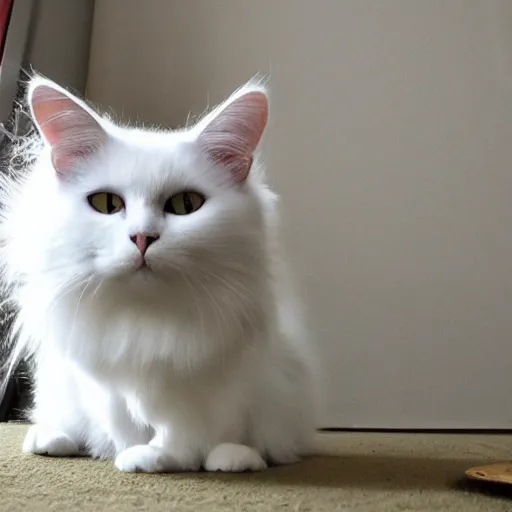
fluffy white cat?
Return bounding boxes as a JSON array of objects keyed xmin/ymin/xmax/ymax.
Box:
[{"xmin": 0, "ymin": 76, "xmax": 316, "ymax": 473}]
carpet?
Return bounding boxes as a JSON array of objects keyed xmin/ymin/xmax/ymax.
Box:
[{"xmin": 1, "ymin": 424, "xmax": 511, "ymax": 511}]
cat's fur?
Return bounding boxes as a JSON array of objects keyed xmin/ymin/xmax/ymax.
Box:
[{"xmin": 0, "ymin": 76, "xmax": 316, "ymax": 472}]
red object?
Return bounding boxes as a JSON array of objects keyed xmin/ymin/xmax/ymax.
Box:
[{"xmin": 0, "ymin": 0, "xmax": 14, "ymax": 64}]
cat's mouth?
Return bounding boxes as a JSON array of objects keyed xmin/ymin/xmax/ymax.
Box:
[{"xmin": 135, "ymin": 258, "xmax": 152, "ymax": 272}]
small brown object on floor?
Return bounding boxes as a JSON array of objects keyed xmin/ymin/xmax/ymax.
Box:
[{"xmin": 466, "ymin": 463, "xmax": 512, "ymax": 485}]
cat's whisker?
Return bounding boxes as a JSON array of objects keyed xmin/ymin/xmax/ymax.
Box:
[
  {"xmin": 91, "ymin": 279, "xmax": 105, "ymax": 300},
  {"xmin": 149, "ymin": 255, "xmax": 261, "ymax": 335},
  {"xmin": 66, "ymin": 276, "xmax": 96, "ymax": 346},
  {"xmin": 45, "ymin": 275, "xmax": 93, "ymax": 320},
  {"xmin": 150, "ymin": 266, "xmax": 207, "ymax": 341}
]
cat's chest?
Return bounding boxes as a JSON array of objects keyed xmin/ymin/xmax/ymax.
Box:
[
  {"xmin": 50, "ymin": 287, "xmax": 258, "ymax": 375},
  {"xmin": 55, "ymin": 302, "xmax": 187, "ymax": 362}
]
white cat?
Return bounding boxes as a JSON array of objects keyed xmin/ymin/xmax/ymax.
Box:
[{"xmin": 0, "ymin": 76, "xmax": 316, "ymax": 472}]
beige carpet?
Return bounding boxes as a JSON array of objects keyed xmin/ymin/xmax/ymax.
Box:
[{"xmin": 1, "ymin": 424, "xmax": 511, "ymax": 511}]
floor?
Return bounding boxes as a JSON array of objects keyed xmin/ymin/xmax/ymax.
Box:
[{"xmin": 1, "ymin": 424, "xmax": 511, "ymax": 511}]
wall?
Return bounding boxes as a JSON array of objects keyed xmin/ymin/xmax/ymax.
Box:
[
  {"xmin": 26, "ymin": 0, "xmax": 94, "ymax": 93},
  {"xmin": 0, "ymin": 0, "xmax": 94, "ymax": 125},
  {"xmin": 87, "ymin": 0, "xmax": 512, "ymax": 428}
]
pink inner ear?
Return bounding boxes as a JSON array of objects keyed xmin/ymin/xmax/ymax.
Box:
[
  {"xmin": 31, "ymin": 85, "xmax": 107, "ymax": 174},
  {"xmin": 198, "ymin": 90, "xmax": 268, "ymax": 183}
]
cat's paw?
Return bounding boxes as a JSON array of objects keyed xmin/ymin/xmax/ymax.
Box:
[
  {"xmin": 204, "ymin": 443, "xmax": 267, "ymax": 472},
  {"xmin": 115, "ymin": 444, "xmax": 182, "ymax": 473},
  {"xmin": 23, "ymin": 424, "xmax": 80, "ymax": 456}
]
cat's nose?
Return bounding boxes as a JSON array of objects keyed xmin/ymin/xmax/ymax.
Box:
[{"xmin": 130, "ymin": 232, "xmax": 160, "ymax": 255}]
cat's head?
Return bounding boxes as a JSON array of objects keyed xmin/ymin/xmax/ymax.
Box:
[{"xmin": 3, "ymin": 77, "xmax": 276, "ymax": 316}]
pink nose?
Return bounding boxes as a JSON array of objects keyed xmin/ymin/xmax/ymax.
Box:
[{"xmin": 130, "ymin": 232, "xmax": 160, "ymax": 255}]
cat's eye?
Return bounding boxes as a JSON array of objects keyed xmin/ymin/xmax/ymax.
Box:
[
  {"xmin": 87, "ymin": 192, "xmax": 124, "ymax": 214},
  {"xmin": 164, "ymin": 191, "xmax": 205, "ymax": 215}
]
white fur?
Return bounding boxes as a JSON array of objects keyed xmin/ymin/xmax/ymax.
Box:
[{"xmin": 0, "ymin": 76, "xmax": 317, "ymax": 472}]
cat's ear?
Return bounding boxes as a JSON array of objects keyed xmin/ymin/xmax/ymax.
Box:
[
  {"xmin": 196, "ymin": 85, "xmax": 268, "ymax": 183},
  {"xmin": 28, "ymin": 78, "xmax": 107, "ymax": 175}
]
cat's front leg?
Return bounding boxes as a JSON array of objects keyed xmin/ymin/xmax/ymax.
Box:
[
  {"xmin": 116, "ymin": 421, "xmax": 267, "ymax": 473},
  {"xmin": 114, "ymin": 445, "xmax": 182, "ymax": 473},
  {"xmin": 114, "ymin": 440, "xmax": 268, "ymax": 474},
  {"xmin": 204, "ymin": 443, "xmax": 267, "ymax": 472},
  {"xmin": 114, "ymin": 427, "xmax": 201, "ymax": 473},
  {"xmin": 73, "ymin": 368, "xmax": 152, "ymax": 458},
  {"xmin": 23, "ymin": 424, "xmax": 81, "ymax": 456}
]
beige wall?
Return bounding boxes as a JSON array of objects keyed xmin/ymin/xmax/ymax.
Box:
[
  {"xmin": 27, "ymin": 0, "xmax": 94, "ymax": 93},
  {"xmin": 88, "ymin": 0, "xmax": 512, "ymax": 428},
  {"xmin": 0, "ymin": 0, "xmax": 93, "ymax": 126}
]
